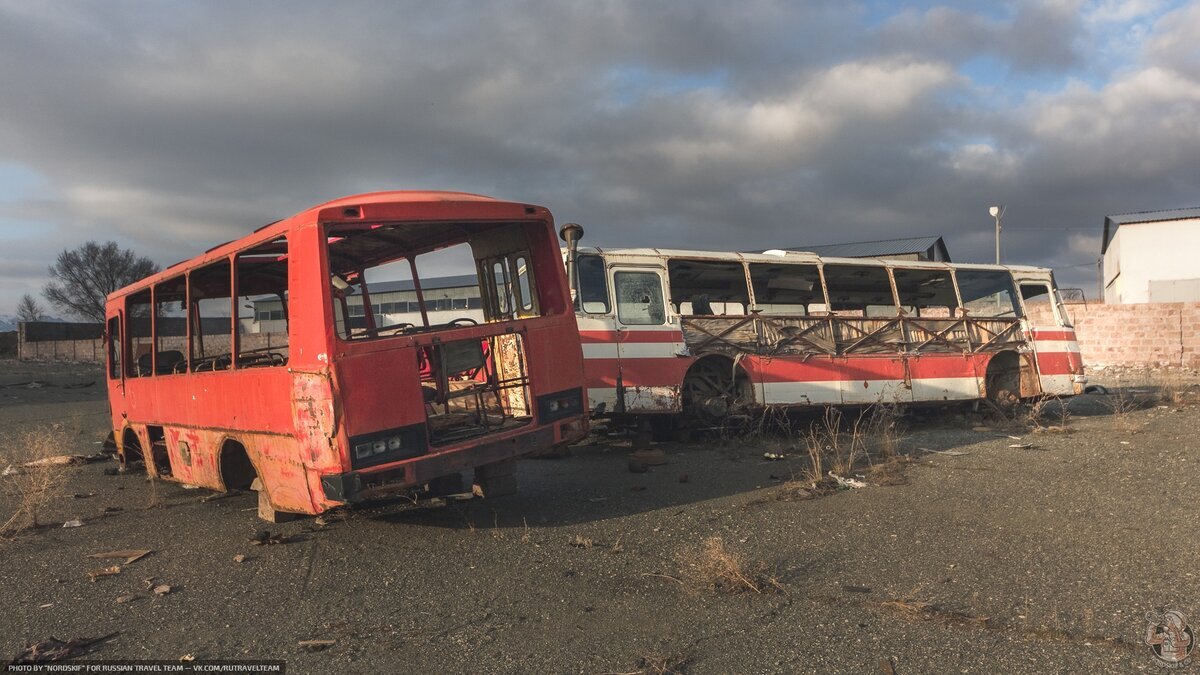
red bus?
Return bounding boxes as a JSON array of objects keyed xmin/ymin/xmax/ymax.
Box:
[
  {"xmin": 104, "ymin": 191, "xmax": 588, "ymax": 521},
  {"xmin": 563, "ymin": 235, "xmax": 1086, "ymax": 429}
]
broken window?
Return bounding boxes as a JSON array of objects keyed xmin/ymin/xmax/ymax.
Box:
[
  {"xmin": 576, "ymin": 254, "xmax": 610, "ymax": 314},
  {"xmin": 106, "ymin": 317, "xmax": 121, "ymax": 379},
  {"xmin": 327, "ymin": 222, "xmax": 524, "ymax": 340},
  {"xmin": 235, "ymin": 237, "xmax": 289, "ymax": 368},
  {"xmin": 892, "ymin": 268, "xmax": 960, "ymax": 318},
  {"xmin": 153, "ymin": 276, "xmax": 187, "ymax": 375},
  {"xmin": 125, "ymin": 289, "xmax": 153, "ymax": 378},
  {"xmin": 749, "ymin": 262, "xmax": 824, "ymax": 315},
  {"xmin": 189, "ymin": 259, "xmax": 233, "ymax": 371},
  {"xmin": 615, "ymin": 271, "xmax": 666, "ymax": 325},
  {"xmin": 668, "ymin": 259, "xmax": 749, "ymax": 316},
  {"xmin": 821, "ymin": 264, "xmax": 896, "ymax": 316},
  {"xmin": 957, "ymin": 270, "xmax": 1020, "ymax": 317}
]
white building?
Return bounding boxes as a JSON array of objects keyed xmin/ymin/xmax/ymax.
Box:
[{"xmin": 1102, "ymin": 207, "xmax": 1200, "ymax": 304}]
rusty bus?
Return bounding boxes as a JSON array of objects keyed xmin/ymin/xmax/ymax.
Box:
[
  {"xmin": 561, "ymin": 229, "xmax": 1085, "ymax": 430},
  {"xmin": 104, "ymin": 192, "xmax": 588, "ymax": 521}
]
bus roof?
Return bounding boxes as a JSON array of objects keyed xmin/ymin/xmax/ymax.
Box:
[
  {"xmin": 577, "ymin": 246, "xmax": 1051, "ymax": 274},
  {"xmin": 107, "ymin": 191, "xmax": 542, "ymax": 302}
]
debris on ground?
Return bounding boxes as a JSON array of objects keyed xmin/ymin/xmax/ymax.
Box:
[
  {"xmin": 570, "ymin": 534, "xmax": 594, "ymax": 549},
  {"xmin": 9, "ymin": 633, "xmax": 118, "ymax": 664},
  {"xmin": 88, "ymin": 550, "xmax": 152, "ymax": 565},
  {"xmin": 298, "ymin": 639, "xmax": 335, "ymax": 652},
  {"xmin": 87, "ymin": 566, "xmax": 121, "ymax": 582},
  {"xmin": 115, "ymin": 594, "xmax": 139, "ymax": 604},
  {"xmin": 628, "ymin": 448, "xmax": 667, "ymax": 466},
  {"xmin": 62, "ymin": 519, "xmax": 84, "ymax": 528},
  {"xmin": 828, "ymin": 472, "xmax": 867, "ymax": 489},
  {"xmin": 1008, "ymin": 443, "xmax": 1035, "ymax": 449},
  {"xmin": 1, "ymin": 465, "xmax": 17, "ymax": 476},
  {"xmin": 152, "ymin": 584, "xmax": 172, "ymax": 596},
  {"xmin": 249, "ymin": 531, "xmax": 295, "ymax": 546},
  {"xmin": 763, "ymin": 452, "xmax": 786, "ymax": 460},
  {"xmin": 23, "ymin": 455, "xmax": 89, "ymax": 467},
  {"xmin": 233, "ymin": 554, "xmax": 247, "ymax": 563},
  {"xmin": 920, "ymin": 448, "xmax": 968, "ymax": 456}
]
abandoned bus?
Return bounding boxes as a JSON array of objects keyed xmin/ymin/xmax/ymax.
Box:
[
  {"xmin": 104, "ymin": 191, "xmax": 588, "ymax": 521},
  {"xmin": 562, "ymin": 233, "xmax": 1085, "ymax": 427}
]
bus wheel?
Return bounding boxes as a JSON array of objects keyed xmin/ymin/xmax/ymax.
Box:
[
  {"xmin": 985, "ymin": 351, "xmax": 1022, "ymax": 413},
  {"xmin": 681, "ymin": 357, "xmax": 751, "ymax": 427}
]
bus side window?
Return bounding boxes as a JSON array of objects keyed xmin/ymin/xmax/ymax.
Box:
[
  {"xmin": 189, "ymin": 259, "xmax": 233, "ymax": 371},
  {"xmin": 893, "ymin": 269, "xmax": 960, "ymax": 318},
  {"xmin": 668, "ymin": 259, "xmax": 749, "ymax": 316},
  {"xmin": 614, "ymin": 271, "xmax": 665, "ymax": 325},
  {"xmin": 107, "ymin": 317, "xmax": 121, "ymax": 379},
  {"xmin": 958, "ymin": 270, "xmax": 1021, "ymax": 317},
  {"xmin": 576, "ymin": 254, "xmax": 610, "ymax": 314},
  {"xmin": 748, "ymin": 262, "xmax": 821, "ymax": 316},
  {"xmin": 822, "ymin": 264, "xmax": 896, "ymax": 315},
  {"xmin": 236, "ymin": 237, "xmax": 289, "ymax": 368},
  {"xmin": 154, "ymin": 276, "xmax": 187, "ymax": 375},
  {"xmin": 125, "ymin": 289, "xmax": 153, "ymax": 378}
]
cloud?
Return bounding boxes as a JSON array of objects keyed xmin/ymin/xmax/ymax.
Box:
[{"xmin": 0, "ymin": 0, "xmax": 1198, "ymax": 315}]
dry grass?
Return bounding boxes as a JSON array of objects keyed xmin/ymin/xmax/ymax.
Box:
[
  {"xmin": 676, "ymin": 536, "xmax": 783, "ymax": 595},
  {"xmin": 875, "ymin": 590, "xmax": 989, "ymax": 628},
  {"xmin": 634, "ymin": 651, "xmax": 690, "ymax": 675},
  {"xmin": 0, "ymin": 427, "xmax": 70, "ymax": 538}
]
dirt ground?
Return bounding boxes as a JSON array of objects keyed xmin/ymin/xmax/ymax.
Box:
[{"xmin": 1, "ymin": 360, "xmax": 1197, "ymax": 674}]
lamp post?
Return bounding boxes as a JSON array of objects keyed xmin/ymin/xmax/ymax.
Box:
[{"xmin": 989, "ymin": 205, "xmax": 1005, "ymax": 264}]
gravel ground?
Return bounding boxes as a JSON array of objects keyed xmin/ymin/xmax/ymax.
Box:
[{"xmin": 0, "ymin": 360, "xmax": 1197, "ymax": 674}]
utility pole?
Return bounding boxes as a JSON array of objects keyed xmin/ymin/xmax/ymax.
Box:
[{"xmin": 989, "ymin": 205, "xmax": 1005, "ymax": 264}]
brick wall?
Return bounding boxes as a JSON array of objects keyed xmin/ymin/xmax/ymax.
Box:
[{"xmin": 1028, "ymin": 301, "xmax": 1200, "ymax": 368}]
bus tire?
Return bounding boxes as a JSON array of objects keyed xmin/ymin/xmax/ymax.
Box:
[{"xmin": 681, "ymin": 356, "xmax": 753, "ymax": 426}]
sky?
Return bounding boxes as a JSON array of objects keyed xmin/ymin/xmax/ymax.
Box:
[{"xmin": 1, "ymin": 0, "xmax": 1199, "ymax": 317}]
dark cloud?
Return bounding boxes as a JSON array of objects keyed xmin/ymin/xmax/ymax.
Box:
[{"xmin": 0, "ymin": 0, "xmax": 1197, "ymax": 315}]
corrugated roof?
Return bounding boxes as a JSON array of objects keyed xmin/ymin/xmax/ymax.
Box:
[
  {"xmin": 781, "ymin": 235, "xmax": 949, "ymax": 261},
  {"xmin": 1102, "ymin": 207, "xmax": 1200, "ymax": 253}
]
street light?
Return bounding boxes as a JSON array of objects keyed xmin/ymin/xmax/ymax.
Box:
[{"xmin": 989, "ymin": 205, "xmax": 1005, "ymax": 264}]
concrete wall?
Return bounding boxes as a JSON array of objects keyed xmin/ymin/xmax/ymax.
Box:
[
  {"xmin": 1104, "ymin": 218, "xmax": 1200, "ymax": 304},
  {"xmin": 1028, "ymin": 301, "xmax": 1200, "ymax": 368}
]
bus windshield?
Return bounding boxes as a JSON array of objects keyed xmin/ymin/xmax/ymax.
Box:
[{"xmin": 326, "ymin": 221, "xmax": 541, "ymax": 340}]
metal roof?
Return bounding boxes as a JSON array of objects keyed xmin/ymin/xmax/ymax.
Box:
[
  {"xmin": 779, "ymin": 235, "xmax": 950, "ymax": 262},
  {"xmin": 1102, "ymin": 207, "xmax": 1200, "ymax": 253}
]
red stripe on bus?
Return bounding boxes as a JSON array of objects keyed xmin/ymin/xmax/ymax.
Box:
[
  {"xmin": 1029, "ymin": 330, "xmax": 1076, "ymax": 341},
  {"xmin": 578, "ymin": 329, "xmax": 683, "ymax": 344}
]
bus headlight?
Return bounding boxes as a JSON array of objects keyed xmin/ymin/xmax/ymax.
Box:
[{"xmin": 349, "ymin": 424, "xmax": 428, "ymax": 469}]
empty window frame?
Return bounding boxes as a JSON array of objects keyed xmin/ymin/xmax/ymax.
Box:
[
  {"xmin": 125, "ymin": 289, "xmax": 153, "ymax": 377},
  {"xmin": 957, "ymin": 270, "xmax": 1021, "ymax": 317},
  {"xmin": 614, "ymin": 271, "xmax": 666, "ymax": 325},
  {"xmin": 189, "ymin": 259, "xmax": 233, "ymax": 371},
  {"xmin": 153, "ymin": 276, "xmax": 188, "ymax": 375},
  {"xmin": 235, "ymin": 237, "xmax": 289, "ymax": 368},
  {"xmin": 821, "ymin": 264, "xmax": 897, "ymax": 316},
  {"xmin": 748, "ymin": 262, "xmax": 824, "ymax": 315},
  {"xmin": 576, "ymin": 254, "xmax": 610, "ymax": 314},
  {"xmin": 106, "ymin": 316, "xmax": 121, "ymax": 379},
  {"xmin": 668, "ymin": 259, "xmax": 750, "ymax": 316},
  {"xmin": 892, "ymin": 268, "xmax": 960, "ymax": 318}
]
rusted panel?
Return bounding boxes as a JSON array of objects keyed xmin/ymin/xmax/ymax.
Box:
[{"xmin": 621, "ymin": 384, "xmax": 682, "ymax": 413}]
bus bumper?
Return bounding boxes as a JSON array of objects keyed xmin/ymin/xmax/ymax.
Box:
[{"xmin": 319, "ymin": 419, "xmax": 586, "ymax": 504}]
